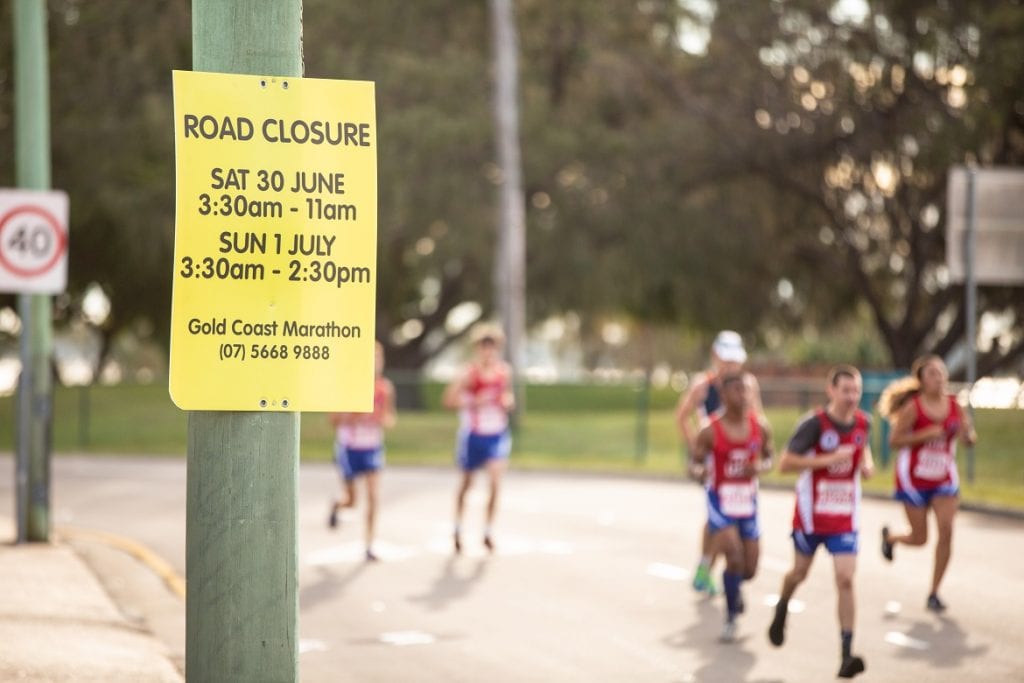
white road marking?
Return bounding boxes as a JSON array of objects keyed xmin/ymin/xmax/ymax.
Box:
[
  {"xmin": 884, "ymin": 600, "xmax": 902, "ymax": 615},
  {"xmin": 298, "ymin": 639, "xmax": 329, "ymax": 654},
  {"xmin": 379, "ymin": 630, "xmax": 437, "ymax": 646},
  {"xmin": 885, "ymin": 631, "xmax": 930, "ymax": 650},
  {"xmin": 763, "ymin": 594, "xmax": 806, "ymax": 613},
  {"xmin": 646, "ymin": 562, "xmax": 689, "ymax": 582}
]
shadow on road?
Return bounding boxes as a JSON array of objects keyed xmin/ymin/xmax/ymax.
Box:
[
  {"xmin": 893, "ymin": 615, "xmax": 989, "ymax": 668},
  {"xmin": 662, "ymin": 597, "xmax": 783, "ymax": 683},
  {"xmin": 406, "ymin": 556, "xmax": 490, "ymax": 612},
  {"xmin": 300, "ymin": 562, "xmax": 369, "ymax": 608}
]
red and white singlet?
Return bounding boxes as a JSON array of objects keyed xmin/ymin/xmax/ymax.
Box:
[
  {"xmin": 706, "ymin": 413, "xmax": 763, "ymax": 518},
  {"xmin": 895, "ymin": 395, "xmax": 961, "ymax": 493},
  {"xmin": 793, "ymin": 409, "xmax": 869, "ymax": 535},
  {"xmin": 460, "ymin": 364, "xmax": 510, "ymax": 436},
  {"xmin": 338, "ymin": 377, "xmax": 390, "ymax": 450}
]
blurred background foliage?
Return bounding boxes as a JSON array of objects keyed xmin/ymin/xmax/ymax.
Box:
[{"xmin": 0, "ymin": 0, "xmax": 1021, "ymax": 380}]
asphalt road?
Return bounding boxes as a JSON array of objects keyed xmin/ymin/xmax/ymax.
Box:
[{"xmin": 2, "ymin": 454, "xmax": 1022, "ymax": 682}]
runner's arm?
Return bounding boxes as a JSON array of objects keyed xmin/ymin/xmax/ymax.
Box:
[
  {"xmin": 689, "ymin": 424, "xmax": 714, "ymax": 482},
  {"xmin": 778, "ymin": 448, "xmax": 852, "ymax": 473},
  {"xmin": 500, "ymin": 363, "xmax": 516, "ymax": 412},
  {"xmin": 442, "ymin": 370, "xmax": 469, "ymax": 410},
  {"xmin": 956, "ymin": 402, "xmax": 978, "ymax": 446},
  {"xmin": 860, "ymin": 444, "xmax": 875, "ymax": 479},
  {"xmin": 757, "ymin": 419, "xmax": 774, "ymax": 473},
  {"xmin": 675, "ymin": 375, "xmax": 709, "ymax": 454},
  {"xmin": 378, "ymin": 379, "xmax": 397, "ymax": 429},
  {"xmin": 746, "ymin": 373, "xmax": 765, "ymax": 419}
]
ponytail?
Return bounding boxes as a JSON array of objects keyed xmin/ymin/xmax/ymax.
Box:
[
  {"xmin": 878, "ymin": 376, "xmax": 919, "ymax": 418},
  {"xmin": 877, "ymin": 354, "xmax": 944, "ymax": 418}
]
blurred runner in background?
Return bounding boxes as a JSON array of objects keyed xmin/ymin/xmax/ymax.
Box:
[
  {"xmin": 444, "ymin": 323, "xmax": 515, "ymax": 554},
  {"xmin": 328, "ymin": 341, "xmax": 396, "ymax": 562}
]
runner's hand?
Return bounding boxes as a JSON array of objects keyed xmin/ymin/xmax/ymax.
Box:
[{"xmin": 828, "ymin": 444, "xmax": 854, "ymax": 467}]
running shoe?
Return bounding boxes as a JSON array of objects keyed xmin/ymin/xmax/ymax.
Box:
[
  {"xmin": 837, "ymin": 654, "xmax": 866, "ymax": 678},
  {"xmin": 328, "ymin": 501, "xmax": 339, "ymax": 530},
  {"xmin": 926, "ymin": 594, "xmax": 947, "ymax": 613},
  {"xmin": 719, "ymin": 619, "xmax": 737, "ymax": 643},
  {"xmin": 365, "ymin": 549, "xmax": 379, "ymax": 562},
  {"xmin": 483, "ymin": 535, "xmax": 495, "ymax": 553},
  {"xmin": 692, "ymin": 564, "xmax": 718, "ymax": 595},
  {"xmin": 767, "ymin": 610, "xmax": 786, "ymax": 647},
  {"xmin": 454, "ymin": 533, "xmax": 462, "ymax": 555},
  {"xmin": 881, "ymin": 526, "xmax": 893, "ymax": 562}
]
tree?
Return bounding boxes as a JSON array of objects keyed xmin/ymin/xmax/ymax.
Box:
[
  {"xmin": 0, "ymin": 1, "xmax": 190, "ymax": 373},
  {"xmin": 3, "ymin": 1, "xmax": 1021, "ymax": 377},
  {"xmin": 688, "ymin": 0, "xmax": 1024, "ymax": 372}
]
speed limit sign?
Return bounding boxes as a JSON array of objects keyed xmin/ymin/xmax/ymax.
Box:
[{"xmin": 0, "ymin": 189, "xmax": 69, "ymax": 294}]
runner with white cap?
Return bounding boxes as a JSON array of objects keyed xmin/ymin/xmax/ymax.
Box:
[{"xmin": 675, "ymin": 331, "xmax": 763, "ymax": 595}]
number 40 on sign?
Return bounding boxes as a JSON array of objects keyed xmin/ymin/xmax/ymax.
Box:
[{"xmin": 0, "ymin": 189, "xmax": 69, "ymax": 295}]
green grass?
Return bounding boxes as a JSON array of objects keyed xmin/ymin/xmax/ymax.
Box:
[{"xmin": 2, "ymin": 383, "xmax": 1021, "ymax": 510}]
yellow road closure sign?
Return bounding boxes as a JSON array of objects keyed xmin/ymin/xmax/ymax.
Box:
[{"xmin": 169, "ymin": 70, "xmax": 377, "ymax": 412}]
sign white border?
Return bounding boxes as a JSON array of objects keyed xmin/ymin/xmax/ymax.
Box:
[{"xmin": 0, "ymin": 189, "xmax": 69, "ymax": 294}]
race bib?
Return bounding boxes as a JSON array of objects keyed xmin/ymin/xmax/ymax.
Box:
[
  {"xmin": 914, "ymin": 448, "xmax": 951, "ymax": 481},
  {"xmin": 475, "ymin": 404, "xmax": 508, "ymax": 435},
  {"xmin": 346, "ymin": 423, "xmax": 383, "ymax": 450},
  {"xmin": 719, "ymin": 482, "xmax": 756, "ymax": 517},
  {"xmin": 814, "ymin": 479, "xmax": 855, "ymax": 516}
]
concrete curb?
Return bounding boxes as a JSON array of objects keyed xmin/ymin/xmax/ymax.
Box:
[{"xmin": 57, "ymin": 526, "xmax": 187, "ymax": 599}]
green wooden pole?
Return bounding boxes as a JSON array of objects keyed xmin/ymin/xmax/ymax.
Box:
[
  {"xmin": 187, "ymin": 2, "xmax": 303, "ymax": 681},
  {"xmin": 12, "ymin": 0, "xmax": 54, "ymax": 544}
]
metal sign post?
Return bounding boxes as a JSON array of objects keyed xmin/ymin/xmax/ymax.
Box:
[
  {"xmin": 964, "ymin": 169, "xmax": 977, "ymax": 483},
  {"xmin": 11, "ymin": 1, "xmax": 64, "ymax": 544},
  {"xmin": 947, "ymin": 166, "xmax": 1024, "ymax": 484}
]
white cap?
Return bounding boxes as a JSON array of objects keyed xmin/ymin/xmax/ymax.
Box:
[{"xmin": 712, "ymin": 330, "xmax": 747, "ymax": 364}]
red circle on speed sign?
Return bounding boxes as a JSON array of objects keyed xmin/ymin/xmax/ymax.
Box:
[{"xmin": 0, "ymin": 205, "xmax": 67, "ymax": 277}]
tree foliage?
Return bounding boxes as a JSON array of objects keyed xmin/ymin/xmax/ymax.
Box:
[
  {"xmin": 0, "ymin": 0, "xmax": 1021, "ymax": 376},
  {"xmin": 689, "ymin": 0, "xmax": 1024, "ymax": 372}
]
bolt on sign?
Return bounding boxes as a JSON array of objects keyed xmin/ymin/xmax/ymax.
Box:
[
  {"xmin": 170, "ymin": 71, "xmax": 377, "ymax": 412},
  {"xmin": 0, "ymin": 189, "xmax": 69, "ymax": 295}
]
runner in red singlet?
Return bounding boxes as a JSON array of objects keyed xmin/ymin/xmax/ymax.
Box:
[
  {"xmin": 676, "ymin": 331, "xmax": 764, "ymax": 595},
  {"xmin": 328, "ymin": 341, "xmax": 396, "ymax": 562},
  {"xmin": 690, "ymin": 372, "xmax": 773, "ymax": 642},
  {"xmin": 878, "ymin": 355, "xmax": 977, "ymax": 612},
  {"xmin": 768, "ymin": 365, "xmax": 874, "ymax": 679},
  {"xmin": 443, "ymin": 323, "xmax": 515, "ymax": 554}
]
